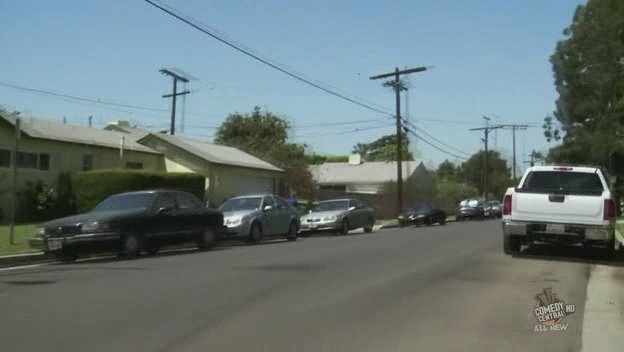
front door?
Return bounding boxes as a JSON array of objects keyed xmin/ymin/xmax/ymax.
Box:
[
  {"xmin": 175, "ymin": 192, "xmax": 205, "ymax": 243},
  {"xmin": 260, "ymin": 196, "xmax": 278, "ymax": 236},
  {"xmin": 149, "ymin": 192, "xmax": 181, "ymax": 246},
  {"xmin": 272, "ymin": 196, "xmax": 292, "ymax": 235}
]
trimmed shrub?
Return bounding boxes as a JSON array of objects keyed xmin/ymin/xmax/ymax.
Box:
[{"xmin": 72, "ymin": 169, "xmax": 205, "ymax": 212}]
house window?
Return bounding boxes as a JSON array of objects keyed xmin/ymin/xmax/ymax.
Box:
[
  {"xmin": 0, "ymin": 149, "xmax": 10, "ymax": 167},
  {"xmin": 38, "ymin": 153, "xmax": 50, "ymax": 171},
  {"xmin": 125, "ymin": 162, "xmax": 143, "ymax": 169},
  {"xmin": 17, "ymin": 152, "xmax": 38, "ymax": 169},
  {"xmin": 83, "ymin": 154, "xmax": 93, "ymax": 171}
]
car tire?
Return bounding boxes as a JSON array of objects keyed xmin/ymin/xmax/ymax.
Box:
[
  {"xmin": 197, "ymin": 227, "xmax": 217, "ymax": 250},
  {"xmin": 340, "ymin": 219, "xmax": 349, "ymax": 236},
  {"xmin": 399, "ymin": 220, "xmax": 408, "ymax": 228},
  {"xmin": 605, "ymin": 239, "xmax": 616, "ymax": 260},
  {"xmin": 249, "ymin": 222, "xmax": 263, "ymax": 243},
  {"xmin": 364, "ymin": 218, "xmax": 374, "ymax": 233},
  {"xmin": 145, "ymin": 245, "xmax": 160, "ymax": 255},
  {"xmin": 286, "ymin": 221, "xmax": 298, "ymax": 241},
  {"xmin": 425, "ymin": 217, "xmax": 433, "ymax": 226},
  {"xmin": 120, "ymin": 233, "xmax": 142, "ymax": 258},
  {"xmin": 503, "ymin": 234, "xmax": 521, "ymax": 255},
  {"xmin": 439, "ymin": 217, "xmax": 446, "ymax": 225}
]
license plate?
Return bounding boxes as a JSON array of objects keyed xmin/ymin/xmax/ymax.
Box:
[
  {"xmin": 546, "ymin": 224, "xmax": 566, "ymax": 234},
  {"xmin": 47, "ymin": 238, "xmax": 63, "ymax": 251},
  {"xmin": 310, "ymin": 224, "xmax": 317, "ymax": 229}
]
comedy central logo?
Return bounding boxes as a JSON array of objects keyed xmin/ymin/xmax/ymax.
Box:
[{"xmin": 533, "ymin": 288, "xmax": 575, "ymax": 332}]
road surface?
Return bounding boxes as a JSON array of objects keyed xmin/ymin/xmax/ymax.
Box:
[{"xmin": 0, "ymin": 220, "xmax": 617, "ymax": 351}]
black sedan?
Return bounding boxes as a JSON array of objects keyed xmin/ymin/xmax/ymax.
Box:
[
  {"xmin": 455, "ymin": 199, "xmax": 486, "ymax": 221},
  {"xmin": 30, "ymin": 190, "xmax": 223, "ymax": 262},
  {"xmin": 398, "ymin": 203, "xmax": 447, "ymax": 227}
]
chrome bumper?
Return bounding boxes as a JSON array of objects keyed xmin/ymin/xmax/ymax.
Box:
[{"xmin": 502, "ymin": 220, "xmax": 614, "ymax": 241}]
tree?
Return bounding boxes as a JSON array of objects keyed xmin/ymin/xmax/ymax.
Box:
[
  {"xmin": 215, "ymin": 107, "xmax": 315, "ymax": 198},
  {"xmin": 352, "ymin": 133, "xmax": 414, "ymax": 162},
  {"xmin": 457, "ymin": 150, "xmax": 512, "ymax": 199},
  {"xmin": 545, "ymin": 0, "xmax": 624, "ymax": 171},
  {"xmin": 304, "ymin": 153, "xmax": 349, "ymax": 164},
  {"xmin": 436, "ymin": 160, "xmax": 457, "ymax": 181}
]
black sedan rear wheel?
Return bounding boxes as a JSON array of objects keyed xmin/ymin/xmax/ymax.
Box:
[
  {"xmin": 197, "ymin": 227, "xmax": 217, "ymax": 249},
  {"xmin": 120, "ymin": 233, "xmax": 142, "ymax": 258}
]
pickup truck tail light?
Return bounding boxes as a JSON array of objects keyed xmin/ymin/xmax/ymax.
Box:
[
  {"xmin": 604, "ymin": 199, "xmax": 616, "ymax": 220},
  {"xmin": 503, "ymin": 195, "xmax": 512, "ymax": 216}
]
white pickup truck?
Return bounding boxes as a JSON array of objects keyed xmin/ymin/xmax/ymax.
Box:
[{"xmin": 502, "ymin": 165, "xmax": 617, "ymax": 256}]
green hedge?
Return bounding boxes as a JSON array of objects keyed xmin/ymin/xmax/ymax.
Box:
[{"xmin": 72, "ymin": 169, "xmax": 205, "ymax": 212}]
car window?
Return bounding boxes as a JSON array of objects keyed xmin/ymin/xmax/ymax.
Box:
[
  {"xmin": 274, "ymin": 196, "xmax": 290, "ymax": 210},
  {"xmin": 351, "ymin": 200, "xmax": 362, "ymax": 209},
  {"xmin": 153, "ymin": 193, "xmax": 176, "ymax": 211},
  {"xmin": 314, "ymin": 200, "xmax": 349, "ymax": 212},
  {"xmin": 95, "ymin": 193, "xmax": 156, "ymax": 212},
  {"xmin": 263, "ymin": 196, "xmax": 275, "ymax": 208},
  {"xmin": 523, "ymin": 171, "xmax": 604, "ymax": 195},
  {"xmin": 176, "ymin": 193, "xmax": 202, "ymax": 210},
  {"xmin": 219, "ymin": 197, "xmax": 262, "ymax": 211}
]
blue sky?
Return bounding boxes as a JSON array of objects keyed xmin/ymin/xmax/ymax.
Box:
[{"xmin": 0, "ymin": 0, "xmax": 583, "ymax": 170}]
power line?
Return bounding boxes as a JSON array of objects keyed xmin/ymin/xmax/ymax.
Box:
[
  {"xmin": 294, "ymin": 118, "xmax": 389, "ymax": 128},
  {"xmin": 292, "ymin": 123, "xmax": 393, "ymax": 139},
  {"xmin": 0, "ymin": 81, "xmax": 220, "ymax": 119},
  {"xmin": 143, "ymin": 0, "xmax": 394, "ymax": 117},
  {"xmin": 402, "ymin": 119, "xmax": 471, "ymax": 156},
  {"xmin": 403, "ymin": 127, "xmax": 468, "ymax": 160}
]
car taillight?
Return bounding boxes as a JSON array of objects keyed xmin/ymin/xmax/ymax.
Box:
[
  {"xmin": 503, "ymin": 195, "xmax": 512, "ymax": 215},
  {"xmin": 553, "ymin": 166, "xmax": 573, "ymax": 171},
  {"xmin": 604, "ymin": 199, "xmax": 616, "ymax": 220}
]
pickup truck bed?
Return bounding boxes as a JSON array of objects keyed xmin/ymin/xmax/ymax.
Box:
[{"xmin": 502, "ymin": 165, "xmax": 616, "ymax": 256}]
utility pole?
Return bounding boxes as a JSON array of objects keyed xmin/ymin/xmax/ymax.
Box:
[
  {"xmin": 159, "ymin": 69, "xmax": 190, "ymax": 135},
  {"xmin": 470, "ymin": 119, "xmax": 502, "ymax": 200},
  {"xmin": 9, "ymin": 117, "xmax": 21, "ymax": 245},
  {"xmin": 498, "ymin": 124, "xmax": 528, "ymax": 182},
  {"xmin": 370, "ymin": 66, "xmax": 428, "ymax": 213}
]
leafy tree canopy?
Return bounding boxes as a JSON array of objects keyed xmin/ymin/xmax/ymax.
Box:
[{"xmin": 352, "ymin": 133, "xmax": 414, "ymax": 162}]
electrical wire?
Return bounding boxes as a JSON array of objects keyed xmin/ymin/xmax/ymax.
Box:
[
  {"xmin": 292, "ymin": 123, "xmax": 393, "ymax": 139},
  {"xmin": 402, "ymin": 119, "xmax": 471, "ymax": 156},
  {"xmin": 294, "ymin": 118, "xmax": 390, "ymax": 129},
  {"xmin": 143, "ymin": 0, "xmax": 394, "ymax": 117},
  {"xmin": 403, "ymin": 127, "xmax": 468, "ymax": 160}
]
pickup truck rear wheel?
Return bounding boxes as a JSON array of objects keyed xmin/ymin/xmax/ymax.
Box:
[
  {"xmin": 503, "ymin": 234, "xmax": 521, "ymax": 254},
  {"xmin": 605, "ymin": 239, "xmax": 616, "ymax": 260}
]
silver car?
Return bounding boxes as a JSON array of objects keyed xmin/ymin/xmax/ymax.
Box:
[
  {"xmin": 299, "ymin": 198, "xmax": 375, "ymax": 236},
  {"xmin": 219, "ymin": 194, "xmax": 300, "ymax": 242}
]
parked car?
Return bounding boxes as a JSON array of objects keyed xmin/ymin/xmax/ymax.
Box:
[
  {"xmin": 219, "ymin": 194, "xmax": 300, "ymax": 242},
  {"xmin": 455, "ymin": 199, "xmax": 486, "ymax": 221},
  {"xmin": 484, "ymin": 200, "xmax": 503, "ymax": 218},
  {"xmin": 299, "ymin": 198, "xmax": 375, "ymax": 235},
  {"xmin": 398, "ymin": 203, "xmax": 447, "ymax": 227},
  {"xmin": 502, "ymin": 165, "xmax": 616, "ymax": 256},
  {"xmin": 30, "ymin": 190, "xmax": 223, "ymax": 262}
]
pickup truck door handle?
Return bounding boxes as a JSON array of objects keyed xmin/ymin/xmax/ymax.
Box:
[{"xmin": 548, "ymin": 194, "xmax": 565, "ymax": 203}]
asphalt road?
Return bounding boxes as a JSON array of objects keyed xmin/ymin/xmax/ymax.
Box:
[{"xmin": 0, "ymin": 220, "xmax": 609, "ymax": 351}]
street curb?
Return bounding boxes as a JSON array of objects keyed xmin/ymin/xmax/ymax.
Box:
[{"xmin": 0, "ymin": 252, "xmax": 54, "ymax": 268}]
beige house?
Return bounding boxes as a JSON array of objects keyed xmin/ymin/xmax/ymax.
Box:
[
  {"xmin": 0, "ymin": 112, "xmax": 164, "ymax": 220},
  {"xmin": 309, "ymin": 157, "xmax": 431, "ymax": 194},
  {"xmin": 106, "ymin": 122, "xmax": 284, "ymax": 205}
]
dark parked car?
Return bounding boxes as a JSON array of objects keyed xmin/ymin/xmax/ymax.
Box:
[
  {"xmin": 455, "ymin": 199, "xmax": 486, "ymax": 221},
  {"xmin": 484, "ymin": 200, "xmax": 502, "ymax": 218},
  {"xmin": 299, "ymin": 198, "xmax": 375, "ymax": 235},
  {"xmin": 398, "ymin": 203, "xmax": 447, "ymax": 227},
  {"xmin": 30, "ymin": 190, "xmax": 223, "ymax": 261}
]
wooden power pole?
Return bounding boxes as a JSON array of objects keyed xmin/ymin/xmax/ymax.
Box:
[
  {"xmin": 159, "ymin": 69, "xmax": 190, "ymax": 135},
  {"xmin": 370, "ymin": 66, "xmax": 428, "ymax": 213}
]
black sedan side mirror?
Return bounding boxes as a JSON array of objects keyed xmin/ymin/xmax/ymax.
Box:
[{"xmin": 158, "ymin": 206, "xmax": 174, "ymax": 215}]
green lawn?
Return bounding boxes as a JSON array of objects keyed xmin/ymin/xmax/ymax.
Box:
[{"xmin": 0, "ymin": 224, "xmax": 40, "ymax": 256}]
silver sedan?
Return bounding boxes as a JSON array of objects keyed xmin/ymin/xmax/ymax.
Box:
[
  {"xmin": 300, "ymin": 198, "xmax": 375, "ymax": 236},
  {"xmin": 219, "ymin": 194, "xmax": 300, "ymax": 242}
]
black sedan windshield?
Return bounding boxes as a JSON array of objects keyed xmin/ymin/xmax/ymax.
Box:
[
  {"xmin": 95, "ymin": 193, "xmax": 155, "ymax": 212},
  {"xmin": 220, "ymin": 197, "xmax": 262, "ymax": 212},
  {"xmin": 407, "ymin": 203, "xmax": 429, "ymax": 212},
  {"xmin": 314, "ymin": 201, "xmax": 349, "ymax": 212}
]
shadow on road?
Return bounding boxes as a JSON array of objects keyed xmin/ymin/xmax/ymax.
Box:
[{"xmin": 513, "ymin": 243, "xmax": 624, "ymax": 267}]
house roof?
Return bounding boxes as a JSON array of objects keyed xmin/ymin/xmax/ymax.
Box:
[
  {"xmin": 0, "ymin": 113, "xmax": 159, "ymax": 154},
  {"xmin": 103, "ymin": 123, "xmax": 151, "ymax": 140},
  {"xmin": 138, "ymin": 133, "xmax": 284, "ymax": 173},
  {"xmin": 309, "ymin": 161, "xmax": 424, "ymax": 184}
]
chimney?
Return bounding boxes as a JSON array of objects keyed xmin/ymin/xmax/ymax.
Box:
[{"xmin": 348, "ymin": 153, "xmax": 362, "ymax": 165}]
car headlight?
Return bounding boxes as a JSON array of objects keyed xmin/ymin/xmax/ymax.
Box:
[
  {"xmin": 81, "ymin": 221, "xmax": 110, "ymax": 233},
  {"xmin": 225, "ymin": 217, "xmax": 242, "ymax": 226},
  {"xmin": 323, "ymin": 215, "xmax": 337, "ymax": 221},
  {"xmin": 416, "ymin": 214, "xmax": 425, "ymax": 218}
]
